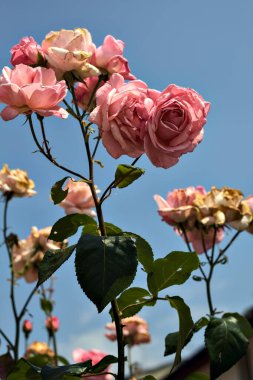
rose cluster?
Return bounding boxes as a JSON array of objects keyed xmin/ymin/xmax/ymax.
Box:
[
  {"xmin": 105, "ymin": 315, "xmax": 151, "ymax": 346},
  {"xmin": 155, "ymin": 186, "xmax": 253, "ymax": 254},
  {"xmin": 11, "ymin": 226, "xmax": 66, "ymax": 282},
  {"xmin": 0, "ymin": 28, "xmax": 210, "ymax": 168}
]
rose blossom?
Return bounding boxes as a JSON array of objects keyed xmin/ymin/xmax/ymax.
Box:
[
  {"xmin": 58, "ymin": 179, "xmax": 99, "ymax": 216},
  {"xmin": 11, "ymin": 37, "xmax": 45, "ymax": 66},
  {"xmin": 25, "ymin": 341, "xmax": 54, "ymax": 360},
  {"xmin": 42, "ymin": 28, "xmax": 100, "ymax": 80},
  {"xmin": 154, "ymin": 186, "xmax": 206, "ymax": 227},
  {"xmin": 0, "ymin": 64, "xmax": 68, "ymax": 120},
  {"xmin": 0, "ymin": 164, "xmax": 36, "ymax": 198},
  {"xmin": 72, "ymin": 349, "xmax": 110, "ymax": 380},
  {"xmin": 12, "ymin": 226, "xmax": 66, "ymax": 283},
  {"xmin": 94, "ymin": 35, "xmax": 135, "ymax": 80},
  {"xmin": 242, "ymin": 196, "xmax": 253, "ymax": 233},
  {"xmin": 45, "ymin": 316, "xmax": 59, "ymax": 334},
  {"xmin": 105, "ymin": 315, "xmax": 151, "ymax": 346},
  {"xmin": 179, "ymin": 226, "xmax": 224, "ymax": 254},
  {"xmin": 144, "ymin": 84, "xmax": 210, "ymax": 168},
  {"xmin": 74, "ymin": 76, "xmax": 104, "ymax": 111},
  {"xmin": 89, "ymin": 73, "xmax": 160, "ymax": 158}
]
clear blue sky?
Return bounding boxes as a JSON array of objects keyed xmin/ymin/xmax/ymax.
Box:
[{"xmin": 0, "ymin": 0, "xmax": 252, "ymax": 370}]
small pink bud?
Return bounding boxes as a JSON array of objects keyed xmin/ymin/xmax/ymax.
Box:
[
  {"xmin": 45, "ymin": 316, "xmax": 59, "ymax": 334},
  {"xmin": 23, "ymin": 320, "xmax": 33, "ymax": 338}
]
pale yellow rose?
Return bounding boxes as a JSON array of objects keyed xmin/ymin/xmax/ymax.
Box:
[
  {"xmin": 25, "ymin": 341, "xmax": 54, "ymax": 359},
  {"xmin": 0, "ymin": 164, "xmax": 36, "ymax": 198}
]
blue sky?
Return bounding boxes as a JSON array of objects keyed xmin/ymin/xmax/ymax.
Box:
[{"xmin": 0, "ymin": 0, "xmax": 253, "ymax": 371}]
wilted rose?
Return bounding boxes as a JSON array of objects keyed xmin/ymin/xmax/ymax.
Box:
[
  {"xmin": 0, "ymin": 64, "xmax": 68, "ymax": 120},
  {"xmin": 0, "ymin": 164, "xmax": 36, "ymax": 198},
  {"xmin": 89, "ymin": 73, "xmax": 160, "ymax": 158},
  {"xmin": 11, "ymin": 37, "xmax": 45, "ymax": 66},
  {"xmin": 42, "ymin": 28, "xmax": 99, "ymax": 80},
  {"xmin": 144, "ymin": 84, "xmax": 210, "ymax": 168}
]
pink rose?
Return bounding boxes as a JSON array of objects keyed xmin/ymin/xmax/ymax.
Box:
[
  {"xmin": 23, "ymin": 319, "xmax": 33, "ymax": 334},
  {"xmin": 45, "ymin": 316, "xmax": 60, "ymax": 333},
  {"xmin": 11, "ymin": 37, "xmax": 45, "ymax": 66},
  {"xmin": 105, "ymin": 315, "xmax": 151, "ymax": 346},
  {"xmin": 180, "ymin": 227, "xmax": 224, "ymax": 254},
  {"xmin": 0, "ymin": 64, "xmax": 68, "ymax": 120},
  {"xmin": 154, "ymin": 186, "xmax": 206, "ymax": 226},
  {"xmin": 144, "ymin": 84, "xmax": 210, "ymax": 168},
  {"xmin": 42, "ymin": 28, "xmax": 100, "ymax": 80},
  {"xmin": 58, "ymin": 179, "xmax": 99, "ymax": 216},
  {"xmin": 94, "ymin": 35, "xmax": 135, "ymax": 80},
  {"xmin": 89, "ymin": 73, "xmax": 160, "ymax": 158},
  {"xmin": 72, "ymin": 349, "xmax": 110, "ymax": 380},
  {"xmin": 74, "ymin": 77, "xmax": 104, "ymax": 111}
]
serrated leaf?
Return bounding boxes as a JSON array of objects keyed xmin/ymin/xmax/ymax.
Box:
[
  {"xmin": 186, "ymin": 373, "xmax": 210, "ymax": 380},
  {"xmin": 6, "ymin": 359, "xmax": 41, "ymax": 380},
  {"xmin": 49, "ymin": 214, "xmax": 96, "ymax": 242},
  {"xmin": 37, "ymin": 245, "xmax": 76, "ymax": 286},
  {"xmin": 222, "ymin": 312, "xmax": 253, "ymax": 339},
  {"xmin": 111, "ymin": 287, "xmax": 151, "ymax": 319},
  {"xmin": 104, "ymin": 223, "xmax": 123, "ymax": 236},
  {"xmin": 167, "ymin": 296, "xmax": 194, "ymax": 368},
  {"xmin": 75, "ymin": 235, "xmax": 138, "ymax": 312},
  {"xmin": 123, "ymin": 232, "xmax": 154, "ymax": 272},
  {"xmin": 147, "ymin": 251, "xmax": 199, "ymax": 295},
  {"xmin": 41, "ymin": 361, "xmax": 92, "ymax": 380},
  {"xmin": 114, "ymin": 164, "xmax": 145, "ymax": 188},
  {"xmin": 51, "ymin": 177, "xmax": 70, "ymax": 205},
  {"xmin": 40, "ymin": 298, "xmax": 53, "ymax": 313},
  {"xmin": 205, "ymin": 317, "xmax": 249, "ymax": 379}
]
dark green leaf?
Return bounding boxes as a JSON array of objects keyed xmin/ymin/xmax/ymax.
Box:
[
  {"xmin": 37, "ymin": 245, "xmax": 76, "ymax": 286},
  {"xmin": 51, "ymin": 177, "xmax": 69, "ymax": 205},
  {"xmin": 205, "ymin": 316, "xmax": 249, "ymax": 379},
  {"xmin": 139, "ymin": 376, "xmax": 156, "ymax": 380},
  {"xmin": 167, "ymin": 296, "xmax": 194, "ymax": 367},
  {"xmin": 186, "ymin": 373, "xmax": 210, "ymax": 380},
  {"xmin": 49, "ymin": 214, "xmax": 96, "ymax": 242},
  {"xmin": 222, "ymin": 312, "xmax": 253, "ymax": 339},
  {"xmin": 41, "ymin": 361, "xmax": 92, "ymax": 380},
  {"xmin": 89, "ymin": 355, "xmax": 118, "ymax": 373},
  {"xmin": 6, "ymin": 359, "xmax": 41, "ymax": 380},
  {"xmin": 114, "ymin": 164, "xmax": 145, "ymax": 189},
  {"xmin": 82, "ymin": 224, "xmax": 99, "ymax": 236},
  {"xmin": 75, "ymin": 235, "xmax": 138, "ymax": 312},
  {"xmin": 104, "ymin": 223, "xmax": 123, "ymax": 236},
  {"xmin": 194, "ymin": 317, "xmax": 209, "ymax": 332},
  {"xmin": 40, "ymin": 298, "xmax": 53, "ymax": 313},
  {"xmin": 112, "ymin": 287, "xmax": 151, "ymax": 319},
  {"xmin": 27, "ymin": 355, "xmax": 52, "ymax": 368},
  {"xmin": 57, "ymin": 357, "xmax": 70, "ymax": 366},
  {"xmin": 148, "ymin": 251, "xmax": 199, "ymax": 295},
  {"xmin": 164, "ymin": 332, "xmax": 179, "ymax": 356},
  {"xmin": 123, "ymin": 232, "xmax": 154, "ymax": 272}
]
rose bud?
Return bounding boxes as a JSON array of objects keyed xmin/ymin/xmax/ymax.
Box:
[{"xmin": 45, "ymin": 316, "xmax": 59, "ymax": 335}]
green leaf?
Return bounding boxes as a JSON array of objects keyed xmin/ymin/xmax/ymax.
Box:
[
  {"xmin": 194, "ymin": 317, "xmax": 209, "ymax": 332},
  {"xmin": 205, "ymin": 316, "xmax": 249, "ymax": 379},
  {"xmin": 167, "ymin": 296, "xmax": 194, "ymax": 367},
  {"xmin": 6, "ymin": 359, "xmax": 41, "ymax": 380},
  {"xmin": 139, "ymin": 376, "xmax": 157, "ymax": 380},
  {"xmin": 40, "ymin": 298, "xmax": 53, "ymax": 314},
  {"xmin": 123, "ymin": 232, "xmax": 154, "ymax": 272},
  {"xmin": 112, "ymin": 287, "xmax": 151, "ymax": 319},
  {"xmin": 49, "ymin": 214, "xmax": 96, "ymax": 242},
  {"xmin": 51, "ymin": 177, "xmax": 69, "ymax": 205},
  {"xmin": 222, "ymin": 312, "xmax": 253, "ymax": 339},
  {"xmin": 147, "ymin": 251, "xmax": 199, "ymax": 295},
  {"xmin": 114, "ymin": 164, "xmax": 145, "ymax": 188},
  {"xmin": 41, "ymin": 361, "xmax": 92, "ymax": 380},
  {"xmin": 104, "ymin": 222, "xmax": 123, "ymax": 236},
  {"xmin": 82, "ymin": 224, "xmax": 99, "ymax": 236},
  {"xmin": 164, "ymin": 332, "xmax": 179, "ymax": 356},
  {"xmin": 37, "ymin": 245, "xmax": 76, "ymax": 286},
  {"xmin": 89, "ymin": 355, "xmax": 118, "ymax": 373},
  {"xmin": 75, "ymin": 235, "xmax": 138, "ymax": 312},
  {"xmin": 186, "ymin": 373, "xmax": 210, "ymax": 380}
]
